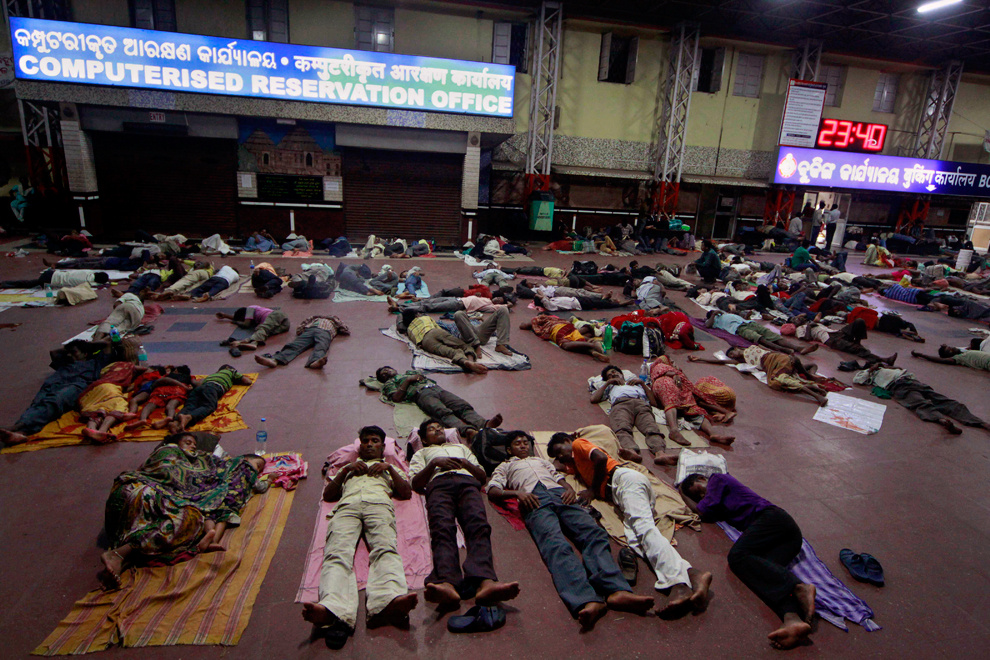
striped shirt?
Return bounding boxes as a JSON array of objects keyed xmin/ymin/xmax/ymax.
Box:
[
  {"xmin": 881, "ymin": 284, "xmax": 923, "ymax": 304},
  {"xmin": 298, "ymin": 315, "xmax": 349, "ymax": 338}
]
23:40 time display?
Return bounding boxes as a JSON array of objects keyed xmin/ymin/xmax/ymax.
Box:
[{"xmin": 816, "ymin": 119, "xmax": 887, "ymax": 152}]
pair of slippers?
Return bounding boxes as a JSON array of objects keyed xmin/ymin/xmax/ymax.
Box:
[
  {"xmin": 446, "ymin": 605, "xmax": 506, "ymax": 633},
  {"xmin": 837, "ymin": 360, "xmax": 864, "ymax": 372},
  {"xmin": 839, "ymin": 549, "xmax": 885, "ymax": 587}
]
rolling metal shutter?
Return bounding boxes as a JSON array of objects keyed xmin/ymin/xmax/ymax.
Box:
[
  {"xmin": 93, "ymin": 133, "xmax": 238, "ymax": 238},
  {"xmin": 342, "ymin": 148, "xmax": 462, "ymax": 245}
]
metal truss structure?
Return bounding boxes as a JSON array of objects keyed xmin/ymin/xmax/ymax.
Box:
[
  {"xmin": 913, "ymin": 60, "xmax": 964, "ymax": 160},
  {"xmin": 792, "ymin": 39, "xmax": 822, "ymax": 81},
  {"xmin": 650, "ymin": 22, "xmax": 699, "ymax": 216},
  {"xmin": 524, "ymin": 0, "xmax": 562, "ymax": 195}
]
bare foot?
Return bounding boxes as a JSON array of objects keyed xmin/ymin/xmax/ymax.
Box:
[
  {"xmin": 799, "ymin": 344, "xmax": 818, "ymax": 355},
  {"xmin": 150, "ymin": 418, "xmax": 172, "ymax": 430},
  {"xmin": 193, "ymin": 295, "xmax": 210, "ymax": 303},
  {"xmin": 606, "ymin": 591, "xmax": 655, "ymax": 615},
  {"xmin": 110, "ymin": 288, "xmax": 124, "ymax": 299},
  {"xmin": 475, "ymin": 579, "xmax": 520, "ymax": 605},
  {"xmin": 486, "ymin": 413, "xmax": 503, "ymax": 428},
  {"xmin": 124, "ymin": 419, "xmax": 147, "ymax": 431},
  {"xmin": 688, "ymin": 570, "xmax": 713, "ymax": 614},
  {"xmin": 884, "ymin": 353, "xmax": 898, "ymax": 366},
  {"xmin": 768, "ymin": 614, "xmax": 812, "ymax": 650},
  {"xmin": 938, "ymin": 417, "xmax": 963, "ymax": 435},
  {"xmin": 592, "ymin": 351, "xmax": 610, "ymax": 363},
  {"xmin": 368, "ymin": 593, "xmax": 419, "ymax": 628},
  {"xmin": 302, "ymin": 602, "xmax": 340, "ymax": 626},
  {"xmin": 708, "ymin": 433, "xmax": 735, "ymax": 445},
  {"xmin": 0, "ymin": 429, "xmax": 28, "ymax": 446},
  {"xmin": 657, "ymin": 584, "xmax": 693, "ymax": 620},
  {"xmin": 99, "ymin": 550, "xmax": 123, "ymax": 590},
  {"xmin": 618, "ymin": 448, "xmax": 643, "ymax": 463},
  {"xmin": 215, "ymin": 312, "xmax": 226, "ymax": 319},
  {"xmin": 577, "ymin": 601, "xmax": 608, "ymax": 630},
  {"xmin": 654, "ymin": 454, "xmax": 678, "ymax": 466},
  {"xmin": 494, "ymin": 345, "xmax": 513, "ymax": 356},
  {"xmin": 307, "ymin": 357, "xmax": 327, "ymax": 369},
  {"xmin": 197, "ymin": 529, "xmax": 225, "ymax": 553},
  {"xmin": 670, "ymin": 431, "xmax": 692, "ymax": 447},
  {"xmin": 465, "ymin": 362, "xmax": 488, "ymax": 375},
  {"xmin": 235, "ymin": 342, "xmax": 258, "ymax": 352},
  {"xmin": 254, "ymin": 355, "xmax": 278, "ymax": 368},
  {"xmin": 793, "ymin": 583, "xmax": 816, "ymax": 623},
  {"xmin": 424, "ymin": 582, "xmax": 461, "ymax": 606}
]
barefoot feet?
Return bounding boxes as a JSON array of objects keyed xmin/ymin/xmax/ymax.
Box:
[
  {"xmin": 688, "ymin": 570, "xmax": 713, "ymax": 613},
  {"xmin": 254, "ymin": 355, "xmax": 278, "ymax": 368},
  {"xmin": 654, "ymin": 453, "xmax": 678, "ymax": 466},
  {"xmin": 768, "ymin": 613, "xmax": 812, "ymax": 650},
  {"xmin": 657, "ymin": 584, "xmax": 693, "ymax": 620},
  {"xmin": 367, "ymin": 593, "xmax": 418, "ymax": 628},
  {"xmin": 618, "ymin": 448, "xmax": 643, "ymax": 463},
  {"xmin": 306, "ymin": 357, "xmax": 327, "ymax": 369},
  {"xmin": 475, "ymin": 579, "xmax": 520, "ymax": 605},
  {"xmin": 494, "ymin": 344, "xmax": 513, "ymax": 356},
  {"xmin": 424, "ymin": 582, "xmax": 461, "ymax": 606},
  {"xmin": 794, "ymin": 582, "xmax": 816, "ymax": 623},
  {"xmin": 606, "ymin": 591, "xmax": 655, "ymax": 615},
  {"xmin": 486, "ymin": 413, "xmax": 503, "ymax": 428},
  {"xmin": 577, "ymin": 601, "xmax": 608, "ymax": 630}
]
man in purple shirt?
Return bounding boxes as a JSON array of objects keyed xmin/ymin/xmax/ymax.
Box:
[{"xmin": 680, "ymin": 473, "xmax": 816, "ymax": 651}]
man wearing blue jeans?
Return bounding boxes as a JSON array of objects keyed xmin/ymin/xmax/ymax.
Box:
[{"xmin": 486, "ymin": 434, "xmax": 654, "ymax": 630}]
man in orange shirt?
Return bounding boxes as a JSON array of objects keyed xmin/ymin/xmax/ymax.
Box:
[{"xmin": 548, "ymin": 433, "xmax": 712, "ymax": 619}]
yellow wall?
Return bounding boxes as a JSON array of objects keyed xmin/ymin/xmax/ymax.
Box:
[
  {"xmin": 553, "ymin": 28, "xmax": 663, "ymax": 143},
  {"xmin": 175, "ymin": 0, "xmax": 244, "ymax": 39},
  {"xmin": 394, "ymin": 8, "xmax": 492, "ymax": 62},
  {"xmin": 946, "ymin": 80, "xmax": 990, "ymax": 164},
  {"xmin": 288, "ymin": 0, "xmax": 354, "ymax": 48},
  {"xmin": 72, "ymin": 0, "xmax": 130, "ymax": 28}
]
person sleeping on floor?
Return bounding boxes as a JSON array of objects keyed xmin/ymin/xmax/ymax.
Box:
[{"xmin": 98, "ymin": 432, "xmax": 266, "ymax": 590}]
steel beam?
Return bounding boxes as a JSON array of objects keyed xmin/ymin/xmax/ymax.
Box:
[
  {"xmin": 792, "ymin": 39, "xmax": 822, "ymax": 81},
  {"xmin": 525, "ymin": 1, "xmax": 562, "ymax": 184},
  {"xmin": 913, "ymin": 60, "xmax": 964, "ymax": 160}
]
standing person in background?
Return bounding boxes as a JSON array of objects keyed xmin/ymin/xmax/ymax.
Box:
[
  {"xmin": 825, "ymin": 204, "xmax": 841, "ymax": 249},
  {"xmin": 800, "ymin": 202, "xmax": 814, "ymax": 239},
  {"xmin": 811, "ymin": 201, "xmax": 826, "ymax": 246}
]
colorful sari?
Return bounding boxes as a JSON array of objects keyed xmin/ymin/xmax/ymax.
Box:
[
  {"xmin": 649, "ymin": 356, "xmax": 718, "ymax": 419},
  {"xmin": 105, "ymin": 444, "xmax": 260, "ymax": 562}
]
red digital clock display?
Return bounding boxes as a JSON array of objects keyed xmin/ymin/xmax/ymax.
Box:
[{"xmin": 816, "ymin": 119, "xmax": 887, "ymax": 152}]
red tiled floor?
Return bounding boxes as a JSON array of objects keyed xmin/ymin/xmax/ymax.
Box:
[{"xmin": 1, "ymin": 245, "xmax": 988, "ymax": 658}]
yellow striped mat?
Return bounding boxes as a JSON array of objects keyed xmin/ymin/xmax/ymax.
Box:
[{"xmin": 33, "ymin": 485, "xmax": 294, "ymax": 655}]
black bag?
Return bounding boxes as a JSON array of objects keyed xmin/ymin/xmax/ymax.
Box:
[
  {"xmin": 572, "ymin": 260, "xmax": 599, "ymax": 275},
  {"xmin": 615, "ymin": 321, "xmax": 644, "ymax": 355}
]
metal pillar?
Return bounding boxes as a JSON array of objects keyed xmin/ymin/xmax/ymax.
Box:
[
  {"xmin": 913, "ymin": 60, "xmax": 964, "ymax": 160},
  {"xmin": 792, "ymin": 39, "xmax": 822, "ymax": 81},
  {"xmin": 6, "ymin": 0, "xmax": 71, "ymax": 192},
  {"xmin": 524, "ymin": 0, "xmax": 562, "ymax": 195},
  {"xmin": 650, "ymin": 22, "xmax": 699, "ymax": 216}
]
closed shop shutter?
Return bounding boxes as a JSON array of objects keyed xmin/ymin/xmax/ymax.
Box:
[
  {"xmin": 342, "ymin": 148, "xmax": 462, "ymax": 245},
  {"xmin": 93, "ymin": 133, "xmax": 238, "ymax": 238}
]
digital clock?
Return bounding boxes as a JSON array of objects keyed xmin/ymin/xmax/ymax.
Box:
[{"xmin": 816, "ymin": 119, "xmax": 887, "ymax": 153}]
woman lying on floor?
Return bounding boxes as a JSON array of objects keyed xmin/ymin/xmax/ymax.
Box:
[{"xmin": 99, "ymin": 433, "xmax": 267, "ymax": 589}]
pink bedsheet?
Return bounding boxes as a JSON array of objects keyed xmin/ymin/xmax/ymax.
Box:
[{"xmin": 295, "ymin": 437, "xmax": 433, "ymax": 602}]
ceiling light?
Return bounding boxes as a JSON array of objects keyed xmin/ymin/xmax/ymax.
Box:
[{"xmin": 917, "ymin": 0, "xmax": 963, "ymax": 13}]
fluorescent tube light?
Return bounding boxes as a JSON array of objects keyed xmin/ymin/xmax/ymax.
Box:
[{"xmin": 918, "ymin": 0, "xmax": 963, "ymax": 13}]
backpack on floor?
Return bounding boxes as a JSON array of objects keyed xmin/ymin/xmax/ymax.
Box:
[
  {"xmin": 644, "ymin": 326, "xmax": 666, "ymax": 358},
  {"xmin": 615, "ymin": 321, "xmax": 644, "ymax": 355},
  {"xmin": 572, "ymin": 260, "xmax": 599, "ymax": 275}
]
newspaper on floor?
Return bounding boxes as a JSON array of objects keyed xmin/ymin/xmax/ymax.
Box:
[{"xmin": 813, "ymin": 392, "xmax": 886, "ymax": 435}]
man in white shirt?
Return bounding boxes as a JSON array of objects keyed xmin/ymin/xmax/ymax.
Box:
[
  {"xmin": 409, "ymin": 420, "xmax": 520, "ymax": 607},
  {"xmin": 825, "ymin": 204, "xmax": 841, "ymax": 249},
  {"xmin": 788, "ymin": 214, "xmax": 804, "ymax": 237},
  {"xmin": 486, "ymin": 433, "xmax": 654, "ymax": 629},
  {"xmin": 1, "ymin": 268, "xmax": 109, "ymax": 289},
  {"xmin": 176, "ymin": 265, "xmax": 239, "ymax": 302},
  {"xmin": 810, "ymin": 201, "xmax": 826, "ymax": 245},
  {"xmin": 590, "ymin": 366, "xmax": 666, "ymax": 464},
  {"xmin": 301, "ymin": 426, "xmax": 417, "ymax": 649}
]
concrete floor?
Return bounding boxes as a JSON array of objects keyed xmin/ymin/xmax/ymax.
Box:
[{"xmin": 1, "ymin": 246, "xmax": 988, "ymax": 659}]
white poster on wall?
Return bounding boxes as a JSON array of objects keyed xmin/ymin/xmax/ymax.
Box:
[{"xmin": 778, "ymin": 79, "xmax": 828, "ymax": 148}]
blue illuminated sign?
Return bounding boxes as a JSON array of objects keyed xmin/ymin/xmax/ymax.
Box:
[
  {"xmin": 774, "ymin": 146, "xmax": 990, "ymax": 197},
  {"xmin": 10, "ymin": 17, "xmax": 515, "ymax": 117}
]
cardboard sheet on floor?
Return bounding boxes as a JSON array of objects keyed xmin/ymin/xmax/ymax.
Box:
[
  {"xmin": 531, "ymin": 425, "xmax": 699, "ymax": 546},
  {"xmin": 1, "ymin": 374, "xmax": 257, "ymax": 454},
  {"xmin": 380, "ymin": 324, "xmax": 531, "ymax": 372},
  {"xmin": 813, "ymin": 392, "xmax": 886, "ymax": 435},
  {"xmin": 332, "ymin": 281, "xmax": 429, "ymax": 303},
  {"xmin": 33, "ymin": 487, "xmax": 294, "ymax": 655}
]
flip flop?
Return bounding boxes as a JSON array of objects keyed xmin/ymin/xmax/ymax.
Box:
[
  {"xmin": 839, "ymin": 548, "xmax": 872, "ymax": 584},
  {"xmin": 618, "ymin": 547, "xmax": 639, "ymax": 586},
  {"xmin": 860, "ymin": 553, "xmax": 885, "ymax": 587},
  {"xmin": 322, "ymin": 621, "xmax": 352, "ymax": 650},
  {"xmin": 229, "ymin": 347, "xmax": 242, "ymax": 357},
  {"xmin": 446, "ymin": 605, "xmax": 506, "ymax": 633}
]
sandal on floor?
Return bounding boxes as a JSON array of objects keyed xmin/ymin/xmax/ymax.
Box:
[
  {"xmin": 618, "ymin": 547, "xmax": 639, "ymax": 585},
  {"xmin": 447, "ymin": 605, "xmax": 506, "ymax": 633}
]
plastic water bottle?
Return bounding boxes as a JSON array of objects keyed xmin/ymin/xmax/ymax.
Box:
[
  {"xmin": 109, "ymin": 325, "xmax": 121, "ymax": 343},
  {"xmin": 640, "ymin": 357, "xmax": 650, "ymax": 383},
  {"xmin": 602, "ymin": 325, "xmax": 613, "ymax": 353},
  {"xmin": 249, "ymin": 259, "xmax": 255, "ymax": 270},
  {"xmin": 137, "ymin": 344, "xmax": 148, "ymax": 364},
  {"xmin": 44, "ymin": 283, "xmax": 53, "ymax": 298},
  {"xmin": 255, "ymin": 417, "xmax": 268, "ymax": 456}
]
